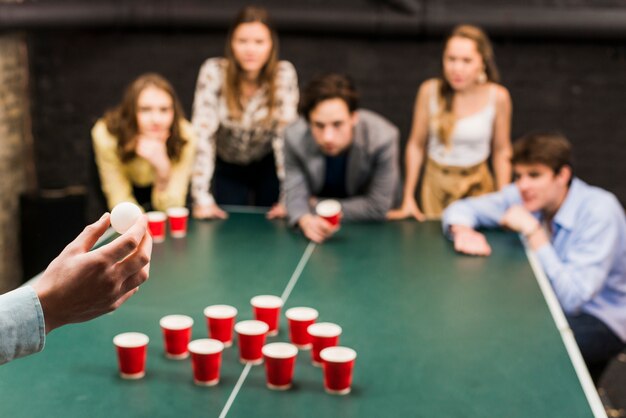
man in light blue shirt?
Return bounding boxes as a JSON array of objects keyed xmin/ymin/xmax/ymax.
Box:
[
  {"xmin": 0, "ymin": 212, "xmax": 152, "ymax": 365},
  {"xmin": 442, "ymin": 132, "xmax": 626, "ymax": 381}
]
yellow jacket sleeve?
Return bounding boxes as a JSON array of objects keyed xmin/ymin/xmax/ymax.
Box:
[
  {"xmin": 151, "ymin": 119, "xmax": 198, "ymax": 211},
  {"xmin": 91, "ymin": 119, "xmax": 139, "ymax": 210}
]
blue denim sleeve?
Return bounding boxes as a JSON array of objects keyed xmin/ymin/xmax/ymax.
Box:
[{"xmin": 0, "ymin": 286, "xmax": 46, "ymax": 365}]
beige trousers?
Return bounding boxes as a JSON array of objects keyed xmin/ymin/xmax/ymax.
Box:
[{"xmin": 421, "ymin": 158, "xmax": 495, "ymax": 218}]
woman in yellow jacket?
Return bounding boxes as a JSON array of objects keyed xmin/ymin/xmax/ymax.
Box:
[{"xmin": 92, "ymin": 73, "xmax": 197, "ymax": 212}]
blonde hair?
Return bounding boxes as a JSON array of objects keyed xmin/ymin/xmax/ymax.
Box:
[
  {"xmin": 434, "ymin": 24, "xmax": 500, "ymax": 147},
  {"xmin": 223, "ymin": 6, "xmax": 279, "ymax": 125}
]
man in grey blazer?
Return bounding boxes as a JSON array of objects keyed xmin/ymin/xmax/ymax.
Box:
[{"xmin": 284, "ymin": 74, "xmax": 400, "ymax": 243}]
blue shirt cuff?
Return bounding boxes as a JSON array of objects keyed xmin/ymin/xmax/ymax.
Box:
[{"xmin": 0, "ymin": 286, "xmax": 46, "ymax": 365}]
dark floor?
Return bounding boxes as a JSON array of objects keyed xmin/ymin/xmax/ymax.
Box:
[{"xmin": 600, "ymin": 352, "xmax": 626, "ymax": 417}]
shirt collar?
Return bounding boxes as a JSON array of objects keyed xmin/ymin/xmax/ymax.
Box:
[{"xmin": 550, "ymin": 177, "xmax": 583, "ymax": 232}]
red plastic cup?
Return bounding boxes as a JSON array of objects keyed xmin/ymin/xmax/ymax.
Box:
[
  {"xmin": 160, "ymin": 315, "xmax": 194, "ymax": 360},
  {"xmin": 188, "ymin": 339, "xmax": 224, "ymax": 386},
  {"xmin": 307, "ymin": 322, "xmax": 342, "ymax": 367},
  {"xmin": 285, "ymin": 307, "xmax": 319, "ymax": 350},
  {"xmin": 235, "ymin": 320, "xmax": 269, "ymax": 365},
  {"xmin": 146, "ymin": 211, "xmax": 167, "ymax": 243},
  {"xmin": 262, "ymin": 342, "xmax": 298, "ymax": 390},
  {"xmin": 204, "ymin": 305, "xmax": 238, "ymax": 347},
  {"xmin": 251, "ymin": 295, "xmax": 283, "ymax": 337},
  {"xmin": 167, "ymin": 207, "xmax": 189, "ymax": 238},
  {"xmin": 113, "ymin": 332, "xmax": 149, "ymax": 379},
  {"xmin": 321, "ymin": 346, "xmax": 357, "ymax": 395},
  {"xmin": 316, "ymin": 200, "xmax": 341, "ymax": 227}
]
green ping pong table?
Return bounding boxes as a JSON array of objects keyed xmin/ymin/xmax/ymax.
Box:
[{"xmin": 0, "ymin": 211, "xmax": 605, "ymax": 417}]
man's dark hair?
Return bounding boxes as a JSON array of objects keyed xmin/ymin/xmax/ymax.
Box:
[
  {"xmin": 512, "ymin": 132, "xmax": 573, "ymax": 174},
  {"xmin": 299, "ymin": 73, "xmax": 359, "ymax": 120}
]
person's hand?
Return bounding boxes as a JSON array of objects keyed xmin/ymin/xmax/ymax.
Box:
[
  {"xmin": 298, "ymin": 214, "xmax": 338, "ymax": 244},
  {"xmin": 500, "ymin": 205, "xmax": 539, "ymax": 235},
  {"xmin": 32, "ymin": 213, "xmax": 153, "ymax": 333},
  {"xmin": 450, "ymin": 224, "xmax": 492, "ymax": 256},
  {"xmin": 266, "ymin": 202, "xmax": 287, "ymax": 220},
  {"xmin": 135, "ymin": 135, "xmax": 171, "ymax": 178},
  {"xmin": 193, "ymin": 203, "xmax": 228, "ymax": 220},
  {"xmin": 386, "ymin": 197, "xmax": 426, "ymax": 221}
]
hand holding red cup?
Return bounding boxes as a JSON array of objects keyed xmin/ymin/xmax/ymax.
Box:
[{"xmin": 316, "ymin": 200, "xmax": 342, "ymax": 227}]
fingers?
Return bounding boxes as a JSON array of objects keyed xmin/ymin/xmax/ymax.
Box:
[
  {"xmin": 115, "ymin": 228, "xmax": 153, "ymax": 280},
  {"xmin": 119, "ymin": 262, "xmax": 150, "ymax": 295},
  {"xmin": 97, "ymin": 215, "xmax": 148, "ymax": 261},
  {"xmin": 73, "ymin": 213, "xmax": 111, "ymax": 252},
  {"xmin": 303, "ymin": 228, "xmax": 325, "ymax": 244},
  {"xmin": 111, "ymin": 287, "xmax": 140, "ymax": 311},
  {"xmin": 386, "ymin": 209, "xmax": 407, "ymax": 220},
  {"xmin": 412, "ymin": 210, "xmax": 426, "ymax": 222},
  {"xmin": 454, "ymin": 233, "xmax": 491, "ymax": 256},
  {"xmin": 213, "ymin": 206, "xmax": 228, "ymax": 219}
]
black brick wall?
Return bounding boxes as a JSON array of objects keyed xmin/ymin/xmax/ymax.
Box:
[{"xmin": 25, "ymin": 2, "xmax": 626, "ymax": 220}]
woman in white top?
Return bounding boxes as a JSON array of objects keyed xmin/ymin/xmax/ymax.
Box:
[
  {"xmin": 388, "ymin": 24, "xmax": 512, "ymax": 220},
  {"xmin": 191, "ymin": 6, "xmax": 299, "ymax": 220}
]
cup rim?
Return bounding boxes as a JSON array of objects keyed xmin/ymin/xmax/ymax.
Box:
[
  {"xmin": 307, "ymin": 322, "xmax": 342, "ymax": 337},
  {"xmin": 204, "ymin": 304, "xmax": 238, "ymax": 319},
  {"xmin": 188, "ymin": 338, "xmax": 224, "ymax": 355},
  {"xmin": 285, "ymin": 307, "xmax": 319, "ymax": 321},
  {"xmin": 250, "ymin": 295, "xmax": 283, "ymax": 309},
  {"xmin": 146, "ymin": 211, "xmax": 167, "ymax": 221},
  {"xmin": 320, "ymin": 346, "xmax": 357, "ymax": 363},
  {"xmin": 159, "ymin": 314, "xmax": 194, "ymax": 330},
  {"xmin": 316, "ymin": 199, "xmax": 341, "ymax": 217},
  {"xmin": 262, "ymin": 342, "xmax": 298, "ymax": 359},
  {"xmin": 235, "ymin": 320, "xmax": 270, "ymax": 335},
  {"xmin": 166, "ymin": 207, "xmax": 190, "ymax": 217},
  {"xmin": 113, "ymin": 332, "xmax": 149, "ymax": 348}
]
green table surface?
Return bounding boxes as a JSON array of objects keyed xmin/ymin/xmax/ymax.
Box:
[{"xmin": 0, "ymin": 213, "xmax": 594, "ymax": 417}]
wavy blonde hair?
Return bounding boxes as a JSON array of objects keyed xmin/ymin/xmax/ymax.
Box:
[
  {"xmin": 223, "ymin": 6, "xmax": 279, "ymax": 125},
  {"xmin": 434, "ymin": 24, "xmax": 500, "ymax": 147}
]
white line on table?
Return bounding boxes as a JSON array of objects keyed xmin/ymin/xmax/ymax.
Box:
[
  {"xmin": 281, "ymin": 242, "xmax": 317, "ymax": 302},
  {"xmin": 523, "ymin": 240, "xmax": 607, "ymax": 418},
  {"xmin": 218, "ymin": 363, "xmax": 252, "ymax": 418},
  {"xmin": 217, "ymin": 240, "xmax": 317, "ymax": 418}
]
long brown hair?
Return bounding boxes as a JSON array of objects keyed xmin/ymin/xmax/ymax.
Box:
[
  {"xmin": 435, "ymin": 24, "xmax": 500, "ymax": 147},
  {"xmin": 104, "ymin": 73, "xmax": 187, "ymax": 162},
  {"xmin": 224, "ymin": 6, "xmax": 279, "ymax": 124}
]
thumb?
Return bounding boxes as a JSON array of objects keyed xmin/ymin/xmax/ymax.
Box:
[{"xmin": 74, "ymin": 213, "xmax": 111, "ymax": 252}]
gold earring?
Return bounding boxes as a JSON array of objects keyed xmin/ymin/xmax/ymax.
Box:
[{"xmin": 478, "ymin": 71, "xmax": 487, "ymax": 84}]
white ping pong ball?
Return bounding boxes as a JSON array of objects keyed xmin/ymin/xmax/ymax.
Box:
[{"xmin": 110, "ymin": 202, "xmax": 142, "ymax": 234}]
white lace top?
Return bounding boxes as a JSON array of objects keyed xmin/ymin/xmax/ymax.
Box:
[{"xmin": 191, "ymin": 58, "xmax": 299, "ymax": 206}]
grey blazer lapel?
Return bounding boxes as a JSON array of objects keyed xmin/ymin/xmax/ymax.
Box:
[
  {"xmin": 346, "ymin": 122, "xmax": 367, "ymax": 196},
  {"xmin": 305, "ymin": 131, "xmax": 326, "ymax": 193}
]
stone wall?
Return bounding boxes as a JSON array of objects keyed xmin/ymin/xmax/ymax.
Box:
[{"xmin": 0, "ymin": 32, "xmax": 30, "ymax": 292}]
